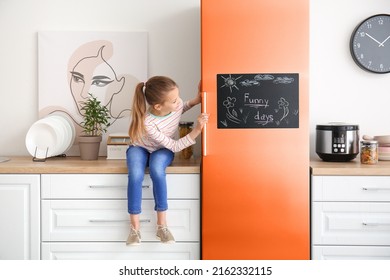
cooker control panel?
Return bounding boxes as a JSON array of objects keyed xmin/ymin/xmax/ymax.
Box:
[
  {"xmin": 333, "ymin": 143, "xmax": 346, "ymax": 153},
  {"xmin": 332, "ymin": 131, "xmax": 346, "ymax": 153}
]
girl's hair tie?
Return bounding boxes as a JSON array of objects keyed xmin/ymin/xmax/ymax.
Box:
[{"xmin": 142, "ymin": 82, "xmax": 146, "ymax": 94}]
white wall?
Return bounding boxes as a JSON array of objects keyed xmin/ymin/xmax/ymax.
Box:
[
  {"xmin": 1, "ymin": 0, "xmax": 390, "ymax": 158},
  {"xmin": 0, "ymin": 0, "xmax": 201, "ymax": 156},
  {"xmin": 310, "ymin": 0, "xmax": 390, "ymax": 158}
]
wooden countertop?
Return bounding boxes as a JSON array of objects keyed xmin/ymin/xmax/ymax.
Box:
[
  {"xmin": 7, "ymin": 156, "xmax": 390, "ymax": 176},
  {"xmin": 311, "ymin": 158, "xmax": 390, "ymax": 176},
  {"xmin": 0, "ymin": 156, "xmax": 200, "ymax": 174}
]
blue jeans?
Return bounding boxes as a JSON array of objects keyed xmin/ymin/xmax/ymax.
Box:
[{"xmin": 126, "ymin": 146, "xmax": 174, "ymax": 214}]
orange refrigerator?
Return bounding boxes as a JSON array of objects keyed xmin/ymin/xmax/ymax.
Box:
[{"xmin": 201, "ymin": 0, "xmax": 310, "ymax": 259}]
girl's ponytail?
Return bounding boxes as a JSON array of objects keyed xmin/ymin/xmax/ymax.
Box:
[{"xmin": 129, "ymin": 82, "xmax": 147, "ymax": 143}]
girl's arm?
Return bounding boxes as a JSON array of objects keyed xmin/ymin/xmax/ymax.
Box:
[
  {"xmin": 187, "ymin": 90, "xmax": 202, "ymax": 107},
  {"xmin": 146, "ymin": 123, "xmax": 195, "ymax": 153},
  {"xmin": 145, "ymin": 113, "xmax": 209, "ymax": 153}
]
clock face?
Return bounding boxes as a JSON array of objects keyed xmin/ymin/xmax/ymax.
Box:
[{"xmin": 350, "ymin": 14, "xmax": 390, "ymax": 73}]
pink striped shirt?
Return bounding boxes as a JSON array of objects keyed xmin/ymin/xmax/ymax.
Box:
[{"xmin": 134, "ymin": 98, "xmax": 195, "ymax": 153}]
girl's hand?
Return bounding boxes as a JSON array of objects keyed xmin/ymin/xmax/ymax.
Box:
[
  {"xmin": 194, "ymin": 113, "xmax": 209, "ymax": 132},
  {"xmin": 188, "ymin": 113, "xmax": 209, "ymax": 141},
  {"xmin": 189, "ymin": 81, "xmax": 202, "ymax": 107},
  {"xmin": 197, "ymin": 80, "xmax": 202, "ymax": 100}
]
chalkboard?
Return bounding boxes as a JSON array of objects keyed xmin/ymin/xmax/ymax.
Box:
[{"xmin": 217, "ymin": 73, "xmax": 299, "ymax": 129}]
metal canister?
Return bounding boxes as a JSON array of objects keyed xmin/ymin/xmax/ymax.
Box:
[
  {"xmin": 178, "ymin": 122, "xmax": 194, "ymax": 159},
  {"xmin": 360, "ymin": 140, "xmax": 378, "ymax": 164}
]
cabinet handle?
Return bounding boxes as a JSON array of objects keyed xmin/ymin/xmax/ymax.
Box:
[
  {"xmin": 202, "ymin": 91, "xmax": 207, "ymax": 157},
  {"xmin": 89, "ymin": 219, "xmax": 151, "ymax": 223},
  {"xmin": 362, "ymin": 222, "xmax": 390, "ymax": 226},
  {"xmin": 89, "ymin": 185, "xmax": 150, "ymax": 189},
  {"xmin": 362, "ymin": 187, "xmax": 390, "ymax": 191},
  {"xmin": 89, "ymin": 185, "xmax": 126, "ymax": 189},
  {"xmin": 89, "ymin": 219, "xmax": 128, "ymax": 223}
]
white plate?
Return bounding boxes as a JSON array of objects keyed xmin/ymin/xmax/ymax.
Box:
[
  {"xmin": 51, "ymin": 113, "xmax": 75, "ymax": 153},
  {"xmin": 48, "ymin": 116, "xmax": 70, "ymax": 154},
  {"xmin": 379, "ymin": 147, "xmax": 390, "ymax": 153},
  {"xmin": 374, "ymin": 135, "xmax": 390, "ymax": 144},
  {"xmin": 26, "ymin": 114, "xmax": 77, "ymax": 159},
  {"xmin": 25, "ymin": 121, "xmax": 59, "ymax": 159},
  {"xmin": 379, "ymin": 154, "xmax": 390, "ymax": 161},
  {"xmin": 42, "ymin": 117, "xmax": 66, "ymax": 155}
]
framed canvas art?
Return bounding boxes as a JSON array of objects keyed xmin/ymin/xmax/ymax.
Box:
[{"xmin": 38, "ymin": 31, "xmax": 148, "ymax": 155}]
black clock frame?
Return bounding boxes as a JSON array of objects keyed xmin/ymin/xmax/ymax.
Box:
[{"xmin": 350, "ymin": 14, "xmax": 390, "ymax": 74}]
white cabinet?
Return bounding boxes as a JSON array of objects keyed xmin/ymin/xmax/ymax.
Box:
[
  {"xmin": 0, "ymin": 175, "xmax": 40, "ymax": 260},
  {"xmin": 41, "ymin": 174, "xmax": 200, "ymax": 260},
  {"xmin": 312, "ymin": 176, "xmax": 390, "ymax": 259}
]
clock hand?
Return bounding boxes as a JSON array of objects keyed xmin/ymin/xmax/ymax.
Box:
[
  {"xmin": 365, "ymin": 33, "xmax": 383, "ymax": 46},
  {"xmin": 379, "ymin": 35, "xmax": 390, "ymax": 47}
]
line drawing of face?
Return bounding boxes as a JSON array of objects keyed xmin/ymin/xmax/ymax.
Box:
[
  {"xmin": 68, "ymin": 41, "xmax": 127, "ymax": 122},
  {"xmin": 38, "ymin": 34, "xmax": 144, "ymax": 156}
]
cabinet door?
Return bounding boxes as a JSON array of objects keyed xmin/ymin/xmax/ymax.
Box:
[
  {"xmin": 313, "ymin": 202, "xmax": 390, "ymax": 246},
  {"xmin": 42, "ymin": 200, "xmax": 200, "ymax": 242},
  {"xmin": 0, "ymin": 175, "xmax": 40, "ymax": 260},
  {"xmin": 41, "ymin": 242, "xmax": 199, "ymax": 260}
]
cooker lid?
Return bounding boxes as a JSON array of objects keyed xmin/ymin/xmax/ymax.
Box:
[{"xmin": 316, "ymin": 122, "xmax": 359, "ymax": 131}]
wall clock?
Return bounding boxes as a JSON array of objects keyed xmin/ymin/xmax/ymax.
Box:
[{"xmin": 350, "ymin": 14, "xmax": 390, "ymax": 74}]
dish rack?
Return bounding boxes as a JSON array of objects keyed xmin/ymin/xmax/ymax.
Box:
[{"xmin": 32, "ymin": 147, "xmax": 67, "ymax": 162}]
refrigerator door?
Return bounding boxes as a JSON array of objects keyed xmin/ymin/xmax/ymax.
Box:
[{"xmin": 201, "ymin": 0, "xmax": 309, "ymax": 259}]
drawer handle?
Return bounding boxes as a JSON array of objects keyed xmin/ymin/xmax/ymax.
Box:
[
  {"xmin": 362, "ymin": 222, "xmax": 390, "ymax": 226},
  {"xmin": 89, "ymin": 219, "xmax": 151, "ymax": 223},
  {"xmin": 89, "ymin": 185, "xmax": 126, "ymax": 189},
  {"xmin": 89, "ymin": 219, "xmax": 128, "ymax": 223},
  {"xmin": 88, "ymin": 185, "xmax": 150, "ymax": 189},
  {"xmin": 362, "ymin": 187, "xmax": 390, "ymax": 191}
]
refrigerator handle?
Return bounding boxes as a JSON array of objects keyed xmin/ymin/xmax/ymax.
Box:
[{"xmin": 202, "ymin": 91, "xmax": 207, "ymax": 156}]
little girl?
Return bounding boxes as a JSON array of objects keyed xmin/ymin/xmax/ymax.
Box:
[{"xmin": 126, "ymin": 76, "xmax": 208, "ymax": 245}]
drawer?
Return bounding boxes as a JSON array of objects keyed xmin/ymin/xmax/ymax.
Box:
[
  {"xmin": 312, "ymin": 246, "xmax": 390, "ymax": 260},
  {"xmin": 41, "ymin": 200, "xmax": 200, "ymax": 242},
  {"xmin": 41, "ymin": 242, "xmax": 199, "ymax": 260},
  {"xmin": 312, "ymin": 202, "xmax": 390, "ymax": 246},
  {"xmin": 312, "ymin": 245, "xmax": 390, "ymax": 260},
  {"xmin": 41, "ymin": 174, "xmax": 199, "ymax": 199},
  {"xmin": 312, "ymin": 176, "xmax": 390, "ymax": 201}
]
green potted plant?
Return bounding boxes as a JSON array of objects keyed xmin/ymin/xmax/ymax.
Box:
[{"xmin": 78, "ymin": 94, "xmax": 111, "ymax": 160}]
